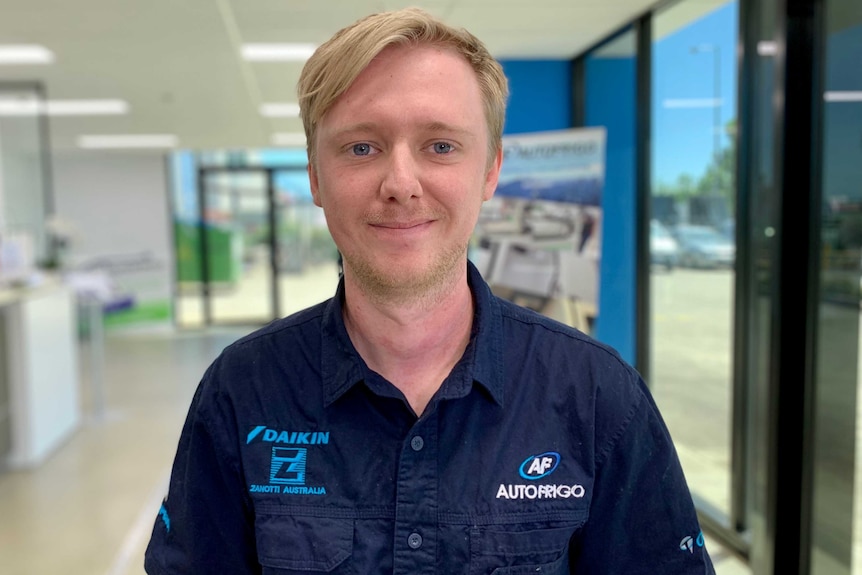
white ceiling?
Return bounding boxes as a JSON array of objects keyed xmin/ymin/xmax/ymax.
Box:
[{"xmin": 0, "ymin": 0, "xmax": 672, "ymax": 152}]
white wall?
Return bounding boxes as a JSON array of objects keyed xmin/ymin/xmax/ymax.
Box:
[{"xmin": 51, "ymin": 150, "xmax": 173, "ymax": 304}]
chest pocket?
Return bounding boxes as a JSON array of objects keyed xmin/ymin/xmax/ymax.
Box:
[
  {"xmin": 470, "ymin": 524, "xmax": 577, "ymax": 575},
  {"xmin": 255, "ymin": 513, "xmax": 354, "ymax": 574}
]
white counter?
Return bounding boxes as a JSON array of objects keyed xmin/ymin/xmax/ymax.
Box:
[{"xmin": 0, "ymin": 279, "xmax": 81, "ymax": 469}]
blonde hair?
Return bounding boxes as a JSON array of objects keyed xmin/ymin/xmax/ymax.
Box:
[{"xmin": 297, "ymin": 7, "xmax": 508, "ymax": 162}]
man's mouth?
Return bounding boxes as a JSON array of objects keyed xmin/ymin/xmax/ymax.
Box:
[{"xmin": 371, "ymin": 220, "xmax": 430, "ymax": 230}]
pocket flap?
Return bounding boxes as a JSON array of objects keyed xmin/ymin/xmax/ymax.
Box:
[{"xmin": 256, "ymin": 514, "xmax": 353, "ymax": 572}]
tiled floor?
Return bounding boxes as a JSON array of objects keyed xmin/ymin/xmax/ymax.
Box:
[{"xmin": 0, "ymin": 322, "xmax": 750, "ymax": 574}]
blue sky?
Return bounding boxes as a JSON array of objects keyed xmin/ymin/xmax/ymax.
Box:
[{"xmin": 652, "ymin": 1, "xmax": 738, "ymax": 186}]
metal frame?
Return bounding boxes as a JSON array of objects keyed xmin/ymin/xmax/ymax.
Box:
[
  {"xmin": 163, "ymin": 154, "xmax": 180, "ymax": 329},
  {"xmin": 194, "ymin": 165, "xmax": 281, "ymax": 327},
  {"xmin": 634, "ymin": 13, "xmax": 652, "ymax": 381},
  {"xmin": 762, "ymin": 0, "xmax": 824, "ymax": 570},
  {"xmin": 571, "ymin": 57, "xmax": 585, "ymax": 128},
  {"xmin": 731, "ymin": 0, "xmax": 757, "ymax": 540}
]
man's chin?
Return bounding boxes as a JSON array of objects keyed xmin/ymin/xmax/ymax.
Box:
[{"xmin": 346, "ymin": 256, "xmax": 463, "ymax": 302}]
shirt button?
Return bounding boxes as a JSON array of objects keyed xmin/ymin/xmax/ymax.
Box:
[
  {"xmin": 407, "ymin": 532, "xmax": 423, "ymax": 549},
  {"xmin": 410, "ymin": 435, "xmax": 424, "ymax": 451}
]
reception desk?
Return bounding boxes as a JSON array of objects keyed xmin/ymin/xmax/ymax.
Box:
[{"xmin": 0, "ymin": 279, "xmax": 81, "ymax": 469}]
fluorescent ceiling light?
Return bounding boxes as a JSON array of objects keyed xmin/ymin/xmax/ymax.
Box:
[
  {"xmin": 272, "ymin": 132, "xmax": 307, "ymax": 146},
  {"xmin": 260, "ymin": 102, "xmax": 300, "ymax": 117},
  {"xmin": 0, "ymin": 44, "xmax": 54, "ymax": 64},
  {"xmin": 825, "ymin": 91, "xmax": 862, "ymax": 103},
  {"xmin": 0, "ymin": 99, "xmax": 129, "ymax": 116},
  {"xmin": 242, "ymin": 43, "xmax": 316, "ymax": 61},
  {"xmin": 757, "ymin": 41, "xmax": 778, "ymax": 56},
  {"xmin": 663, "ymin": 98, "xmax": 723, "ymax": 109},
  {"xmin": 77, "ymin": 134, "xmax": 178, "ymax": 149},
  {"xmin": 49, "ymin": 100, "xmax": 129, "ymax": 115}
]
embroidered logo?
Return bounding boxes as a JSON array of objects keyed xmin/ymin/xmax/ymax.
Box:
[
  {"xmin": 519, "ymin": 452, "xmax": 561, "ymax": 480},
  {"xmin": 247, "ymin": 426, "xmax": 330, "ymax": 445},
  {"xmin": 497, "ymin": 451, "xmax": 586, "ymax": 501},
  {"xmin": 680, "ymin": 531, "xmax": 705, "ymax": 553},
  {"xmin": 270, "ymin": 447, "xmax": 306, "ymax": 485},
  {"xmin": 247, "ymin": 425, "xmax": 329, "ymax": 496}
]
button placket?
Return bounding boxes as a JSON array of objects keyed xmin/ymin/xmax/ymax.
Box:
[{"xmin": 392, "ymin": 413, "xmax": 438, "ymax": 573}]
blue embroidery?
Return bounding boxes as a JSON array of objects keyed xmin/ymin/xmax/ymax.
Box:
[{"xmin": 158, "ymin": 503, "xmax": 171, "ymax": 532}]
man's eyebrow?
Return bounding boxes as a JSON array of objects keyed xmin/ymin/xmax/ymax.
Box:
[
  {"xmin": 328, "ymin": 121, "xmax": 476, "ymax": 139},
  {"xmin": 327, "ymin": 123, "xmax": 377, "ymax": 140},
  {"xmin": 421, "ymin": 121, "xmax": 476, "ymax": 138}
]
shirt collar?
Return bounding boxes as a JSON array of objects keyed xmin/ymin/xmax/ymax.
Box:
[{"xmin": 320, "ymin": 261, "xmax": 504, "ymax": 408}]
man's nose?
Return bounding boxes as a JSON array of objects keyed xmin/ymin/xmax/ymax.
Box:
[{"xmin": 379, "ymin": 145, "xmax": 422, "ymax": 203}]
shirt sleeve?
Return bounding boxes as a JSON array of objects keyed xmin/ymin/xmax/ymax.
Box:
[
  {"xmin": 144, "ymin": 362, "xmax": 260, "ymax": 574},
  {"xmin": 570, "ymin": 375, "xmax": 716, "ymax": 574}
]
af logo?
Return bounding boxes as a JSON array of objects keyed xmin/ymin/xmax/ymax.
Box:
[
  {"xmin": 497, "ymin": 451, "xmax": 584, "ymax": 500},
  {"xmin": 519, "ymin": 452, "xmax": 561, "ymax": 480}
]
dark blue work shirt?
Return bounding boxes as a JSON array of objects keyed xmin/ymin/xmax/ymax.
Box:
[{"xmin": 145, "ymin": 262, "xmax": 715, "ymax": 574}]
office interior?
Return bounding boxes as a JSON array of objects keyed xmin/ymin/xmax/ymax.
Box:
[{"xmin": 0, "ymin": 0, "xmax": 859, "ymax": 573}]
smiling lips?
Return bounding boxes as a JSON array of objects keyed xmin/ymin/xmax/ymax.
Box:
[
  {"xmin": 366, "ymin": 209, "xmax": 439, "ymax": 232},
  {"xmin": 371, "ymin": 220, "xmax": 431, "ymax": 230}
]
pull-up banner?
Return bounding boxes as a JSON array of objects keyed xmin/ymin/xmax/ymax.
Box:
[{"xmin": 472, "ymin": 127, "xmax": 607, "ymax": 335}]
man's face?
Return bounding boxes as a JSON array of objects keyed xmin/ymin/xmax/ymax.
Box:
[{"xmin": 308, "ymin": 43, "xmax": 502, "ymax": 298}]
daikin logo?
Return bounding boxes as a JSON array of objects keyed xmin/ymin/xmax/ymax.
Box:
[{"xmin": 246, "ymin": 426, "xmax": 330, "ymax": 445}]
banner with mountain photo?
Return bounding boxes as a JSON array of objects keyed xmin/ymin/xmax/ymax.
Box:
[{"xmin": 471, "ymin": 127, "xmax": 607, "ymax": 335}]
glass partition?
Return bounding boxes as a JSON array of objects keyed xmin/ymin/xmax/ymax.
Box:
[
  {"xmin": 0, "ymin": 83, "xmax": 51, "ymax": 275},
  {"xmin": 814, "ymin": 0, "xmax": 862, "ymax": 571},
  {"xmin": 650, "ymin": 0, "xmax": 739, "ymax": 519}
]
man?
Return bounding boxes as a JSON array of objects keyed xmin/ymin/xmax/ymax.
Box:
[{"xmin": 145, "ymin": 7, "xmax": 715, "ymax": 574}]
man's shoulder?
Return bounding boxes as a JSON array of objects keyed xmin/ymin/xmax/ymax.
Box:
[
  {"xmin": 225, "ymin": 299, "xmax": 331, "ymax": 352},
  {"xmin": 495, "ymin": 296, "xmax": 626, "ymax": 366},
  {"xmin": 493, "ymin": 296, "xmax": 645, "ymax": 410},
  {"xmin": 188, "ymin": 299, "xmax": 334, "ymax": 408},
  {"xmin": 201, "ymin": 299, "xmax": 332, "ymax": 382}
]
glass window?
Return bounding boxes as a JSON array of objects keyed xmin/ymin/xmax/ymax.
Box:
[
  {"xmin": 813, "ymin": 0, "xmax": 862, "ymax": 571},
  {"xmin": 650, "ymin": 0, "xmax": 739, "ymax": 520},
  {"xmin": 0, "ymin": 84, "xmax": 50, "ymax": 269}
]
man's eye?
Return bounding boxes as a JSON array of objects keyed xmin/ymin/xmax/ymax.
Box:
[
  {"xmin": 351, "ymin": 143, "xmax": 373, "ymax": 156},
  {"xmin": 432, "ymin": 142, "xmax": 453, "ymax": 154}
]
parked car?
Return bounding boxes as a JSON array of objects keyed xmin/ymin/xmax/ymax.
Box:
[
  {"xmin": 672, "ymin": 224, "xmax": 736, "ymax": 268},
  {"xmin": 650, "ymin": 220, "xmax": 679, "ymax": 270}
]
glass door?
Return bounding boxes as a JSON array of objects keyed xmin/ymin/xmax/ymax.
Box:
[
  {"xmin": 173, "ymin": 163, "xmax": 341, "ymax": 328},
  {"xmin": 175, "ymin": 168, "xmax": 277, "ymax": 326},
  {"xmin": 813, "ymin": 0, "xmax": 862, "ymax": 571}
]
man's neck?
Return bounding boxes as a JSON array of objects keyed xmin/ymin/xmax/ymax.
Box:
[{"xmin": 342, "ymin": 266, "xmax": 474, "ymax": 416}]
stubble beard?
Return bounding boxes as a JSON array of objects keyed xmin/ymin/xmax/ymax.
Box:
[{"xmin": 342, "ymin": 238, "xmax": 469, "ymax": 308}]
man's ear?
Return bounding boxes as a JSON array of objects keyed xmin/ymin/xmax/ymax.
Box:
[
  {"xmin": 308, "ymin": 161, "xmax": 322, "ymax": 207},
  {"xmin": 483, "ymin": 147, "xmax": 503, "ymax": 202}
]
